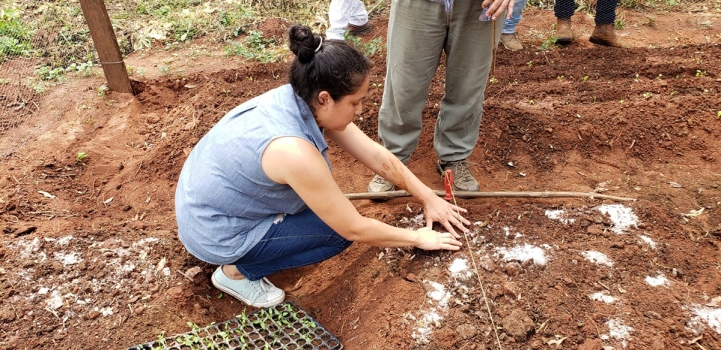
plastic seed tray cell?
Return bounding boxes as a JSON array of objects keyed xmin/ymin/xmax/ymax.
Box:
[{"xmin": 128, "ymin": 301, "xmax": 342, "ymax": 350}]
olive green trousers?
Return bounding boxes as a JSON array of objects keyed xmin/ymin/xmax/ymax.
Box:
[{"xmin": 378, "ymin": 0, "xmax": 503, "ymax": 163}]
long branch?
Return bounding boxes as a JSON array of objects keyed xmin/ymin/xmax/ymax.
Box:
[{"xmin": 345, "ymin": 190, "xmax": 636, "ymax": 202}]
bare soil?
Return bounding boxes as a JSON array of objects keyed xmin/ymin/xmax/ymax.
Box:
[{"xmin": 1, "ymin": 7, "xmax": 721, "ymax": 350}]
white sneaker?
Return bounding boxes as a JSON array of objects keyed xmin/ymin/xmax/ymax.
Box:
[{"xmin": 211, "ymin": 267, "xmax": 285, "ymax": 308}]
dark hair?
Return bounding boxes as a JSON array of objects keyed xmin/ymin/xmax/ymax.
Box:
[{"xmin": 288, "ymin": 25, "xmax": 371, "ymax": 111}]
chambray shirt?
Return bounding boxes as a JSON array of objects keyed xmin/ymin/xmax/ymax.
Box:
[{"xmin": 175, "ymin": 85, "xmax": 330, "ymax": 265}]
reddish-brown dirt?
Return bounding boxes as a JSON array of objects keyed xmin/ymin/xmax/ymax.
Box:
[{"xmin": 1, "ymin": 7, "xmax": 720, "ymax": 350}]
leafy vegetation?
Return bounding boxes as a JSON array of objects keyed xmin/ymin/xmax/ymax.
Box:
[
  {"xmin": 0, "ymin": 8, "xmax": 34, "ymax": 62},
  {"xmin": 142, "ymin": 302, "xmax": 324, "ymax": 349}
]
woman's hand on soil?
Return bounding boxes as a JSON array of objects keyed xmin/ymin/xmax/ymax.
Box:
[
  {"xmin": 423, "ymin": 197, "xmax": 470, "ymax": 238},
  {"xmin": 414, "ymin": 227, "xmax": 462, "ymax": 251}
]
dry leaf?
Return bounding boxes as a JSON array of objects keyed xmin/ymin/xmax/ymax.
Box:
[
  {"xmin": 689, "ymin": 335, "xmax": 703, "ymax": 344},
  {"xmin": 707, "ymin": 296, "xmax": 721, "ymax": 307},
  {"xmin": 669, "ymin": 181, "xmax": 683, "ymax": 188},
  {"xmin": 156, "ymin": 257, "xmax": 166, "ymax": 272},
  {"xmin": 38, "ymin": 190, "xmax": 56, "ymax": 198},
  {"xmin": 618, "ymin": 286, "xmax": 627, "ymax": 294},
  {"xmin": 185, "ymin": 266, "xmax": 202, "ymax": 279},
  {"xmin": 547, "ymin": 336, "xmax": 567, "ymax": 346},
  {"xmin": 683, "ymin": 208, "xmax": 705, "ymax": 218}
]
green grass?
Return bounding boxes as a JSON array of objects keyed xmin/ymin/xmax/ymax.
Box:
[{"xmin": 0, "ymin": 8, "xmax": 34, "ymax": 62}]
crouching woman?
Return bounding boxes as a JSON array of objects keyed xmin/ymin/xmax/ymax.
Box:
[{"xmin": 175, "ymin": 25, "xmax": 470, "ymax": 308}]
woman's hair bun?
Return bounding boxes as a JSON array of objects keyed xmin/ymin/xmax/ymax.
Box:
[{"xmin": 288, "ymin": 24, "xmax": 321, "ymax": 64}]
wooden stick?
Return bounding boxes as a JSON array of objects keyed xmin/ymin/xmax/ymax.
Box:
[
  {"xmin": 345, "ymin": 190, "xmax": 636, "ymax": 202},
  {"xmin": 80, "ymin": 0, "xmax": 133, "ymax": 93}
]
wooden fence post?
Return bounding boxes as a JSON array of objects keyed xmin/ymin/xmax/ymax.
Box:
[{"xmin": 79, "ymin": 0, "xmax": 133, "ymax": 94}]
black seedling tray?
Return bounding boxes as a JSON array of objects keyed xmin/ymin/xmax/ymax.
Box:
[{"xmin": 128, "ymin": 301, "xmax": 342, "ymax": 350}]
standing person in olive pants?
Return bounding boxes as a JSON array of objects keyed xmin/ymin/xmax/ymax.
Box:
[{"xmin": 368, "ymin": 0, "xmax": 512, "ymax": 193}]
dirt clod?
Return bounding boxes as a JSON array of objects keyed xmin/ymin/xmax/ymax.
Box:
[{"xmin": 502, "ymin": 309, "xmax": 535, "ymax": 341}]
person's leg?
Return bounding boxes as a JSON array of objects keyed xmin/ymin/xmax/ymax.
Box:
[
  {"xmin": 594, "ymin": 0, "xmax": 618, "ymax": 25},
  {"xmin": 232, "ymin": 209, "xmax": 352, "ymax": 280},
  {"xmin": 554, "ymin": 0, "xmax": 575, "ymax": 20},
  {"xmin": 589, "ymin": 0, "xmax": 625, "ymax": 47},
  {"xmin": 377, "ymin": 0, "xmax": 447, "ymax": 163},
  {"xmin": 502, "ymin": 0, "xmax": 527, "ymax": 34},
  {"xmin": 500, "ymin": 0, "xmax": 527, "ymax": 50},
  {"xmin": 327, "ymin": 0, "xmax": 356, "ymax": 40},
  {"xmin": 436, "ymin": 1, "xmax": 502, "ymax": 162},
  {"xmin": 554, "ymin": 0, "xmax": 575, "ymax": 43},
  {"xmin": 433, "ymin": 1, "xmax": 503, "ymax": 191},
  {"xmin": 347, "ymin": 0, "xmax": 369, "ymax": 27}
]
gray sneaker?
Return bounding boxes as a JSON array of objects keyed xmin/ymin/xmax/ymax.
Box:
[
  {"xmin": 437, "ymin": 160, "xmax": 480, "ymax": 191},
  {"xmin": 211, "ymin": 267, "xmax": 285, "ymax": 308},
  {"xmin": 367, "ymin": 173, "xmax": 395, "ymax": 192}
]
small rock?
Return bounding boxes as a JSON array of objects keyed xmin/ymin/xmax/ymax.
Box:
[
  {"xmin": 134, "ymin": 306, "xmax": 145, "ymax": 315},
  {"xmin": 610, "ymin": 242, "xmax": 625, "ymax": 249},
  {"xmin": 405, "ymin": 273, "xmax": 417, "ymax": 282},
  {"xmin": 578, "ymin": 338, "xmax": 602, "ymax": 350},
  {"xmin": 0, "ymin": 306, "xmax": 15, "ymax": 322},
  {"xmin": 87, "ymin": 310, "xmax": 101, "ymax": 320},
  {"xmin": 167, "ymin": 286, "xmax": 184, "ymax": 298},
  {"xmin": 645, "ymin": 311, "xmax": 662, "ymax": 319},
  {"xmin": 586, "ymin": 225, "xmax": 604, "ymax": 235},
  {"xmin": 651, "ymin": 336, "xmax": 665, "ymax": 349},
  {"xmin": 455, "ymin": 323, "xmax": 478, "ymax": 340},
  {"xmin": 501, "ymin": 309, "xmax": 534, "ymax": 341},
  {"xmin": 504, "ymin": 262, "xmax": 520, "ymax": 276},
  {"xmin": 503, "ymin": 281, "xmax": 518, "ymax": 299}
]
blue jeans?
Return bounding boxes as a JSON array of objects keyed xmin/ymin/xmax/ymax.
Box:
[
  {"xmin": 232, "ymin": 209, "xmax": 353, "ymax": 281},
  {"xmin": 502, "ymin": 0, "xmax": 527, "ymax": 34}
]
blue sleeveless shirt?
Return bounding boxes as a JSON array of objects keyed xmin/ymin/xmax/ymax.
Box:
[{"xmin": 175, "ymin": 85, "xmax": 330, "ymax": 265}]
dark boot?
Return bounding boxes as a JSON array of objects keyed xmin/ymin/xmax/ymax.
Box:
[
  {"xmin": 556, "ymin": 18, "xmax": 573, "ymax": 44},
  {"xmin": 590, "ymin": 24, "xmax": 627, "ymax": 48}
]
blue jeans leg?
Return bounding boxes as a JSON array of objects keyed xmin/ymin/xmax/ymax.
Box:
[
  {"xmin": 232, "ymin": 209, "xmax": 353, "ymax": 281},
  {"xmin": 502, "ymin": 0, "xmax": 527, "ymax": 34}
]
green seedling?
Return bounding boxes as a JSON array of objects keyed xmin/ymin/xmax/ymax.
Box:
[
  {"xmin": 76, "ymin": 152, "xmax": 88, "ymax": 163},
  {"xmin": 557, "ymin": 75, "xmax": 564, "ymax": 81},
  {"xmin": 526, "ymin": 60, "xmax": 533, "ymax": 67},
  {"xmin": 695, "ymin": 69, "xmax": 706, "ymax": 77},
  {"xmin": 614, "ymin": 19, "xmax": 625, "ymax": 29},
  {"xmin": 489, "ymin": 77, "xmax": 498, "ymax": 83},
  {"xmin": 582, "ymin": 76, "xmax": 589, "ymax": 82},
  {"xmin": 540, "ymin": 37, "xmax": 557, "ymax": 50},
  {"xmin": 642, "ymin": 92, "xmax": 652, "ymax": 99},
  {"xmin": 152, "ymin": 332, "xmax": 167, "ymax": 350},
  {"xmin": 97, "ymin": 84, "xmax": 108, "ymax": 97},
  {"xmin": 346, "ymin": 35, "xmax": 385, "ymax": 56},
  {"xmin": 716, "ymin": 111, "xmax": 721, "ymax": 119}
]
